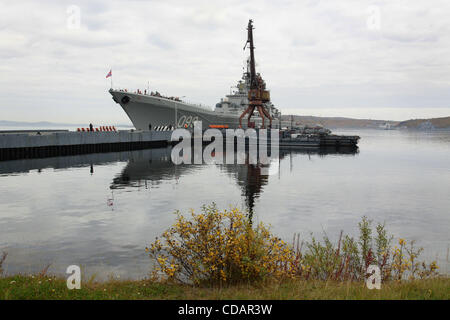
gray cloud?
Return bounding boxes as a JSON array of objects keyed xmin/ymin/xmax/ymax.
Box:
[{"xmin": 0, "ymin": 0, "xmax": 449, "ymax": 123}]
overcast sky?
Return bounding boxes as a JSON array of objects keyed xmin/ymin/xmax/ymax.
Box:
[{"xmin": 1, "ymin": 0, "xmax": 450, "ymax": 124}]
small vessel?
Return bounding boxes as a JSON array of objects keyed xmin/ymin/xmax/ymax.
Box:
[
  {"xmin": 379, "ymin": 122, "xmax": 395, "ymax": 130},
  {"xmin": 280, "ymin": 127, "xmax": 360, "ymax": 149}
]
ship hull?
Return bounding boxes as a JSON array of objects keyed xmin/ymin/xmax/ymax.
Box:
[{"xmin": 110, "ymin": 90, "xmax": 281, "ymax": 130}]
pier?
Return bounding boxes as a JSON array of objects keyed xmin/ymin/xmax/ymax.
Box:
[
  {"xmin": 0, "ymin": 130, "xmax": 172, "ymax": 161},
  {"xmin": 0, "ymin": 128, "xmax": 359, "ymax": 161}
]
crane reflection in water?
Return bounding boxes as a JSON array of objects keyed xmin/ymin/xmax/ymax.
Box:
[{"xmin": 110, "ymin": 146, "xmax": 358, "ymax": 221}]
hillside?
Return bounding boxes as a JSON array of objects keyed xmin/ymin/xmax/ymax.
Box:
[
  {"xmin": 0, "ymin": 120, "xmax": 78, "ymax": 127},
  {"xmin": 281, "ymin": 115, "xmax": 398, "ymax": 129},
  {"xmin": 0, "ymin": 120, "xmax": 133, "ymax": 129},
  {"xmin": 396, "ymin": 116, "xmax": 450, "ymax": 130}
]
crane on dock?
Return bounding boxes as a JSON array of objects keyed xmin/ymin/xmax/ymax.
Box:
[{"xmin": 239, "ymin": 19, "xmax": 273, "ymax": 129}]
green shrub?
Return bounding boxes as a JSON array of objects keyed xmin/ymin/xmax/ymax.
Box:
[{"xmin": 293, "ymin": 216, "xmax": 439, "ymax": 281}]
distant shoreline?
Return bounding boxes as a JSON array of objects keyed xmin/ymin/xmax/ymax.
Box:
[
  {"xmin": 280, "ymin": 115, "xmax": 450, "ymax": 130},
  {"xmin": 1, "ymin": 115, "xmax": 449, "ymax": 130}
]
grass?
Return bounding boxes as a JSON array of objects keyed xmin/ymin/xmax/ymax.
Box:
[{"xmin": 1, "ymin": 275, "xmax": 448, "ymax": 300}]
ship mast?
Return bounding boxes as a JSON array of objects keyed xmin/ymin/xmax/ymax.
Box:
[{"xmin": 239, "ymin": 19, "xmax": 272, "ymax": 128}]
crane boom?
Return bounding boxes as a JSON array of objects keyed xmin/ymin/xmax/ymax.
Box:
[{"xmin": 246, "ymin": 20, "xmax": 258, "ymax": 89}]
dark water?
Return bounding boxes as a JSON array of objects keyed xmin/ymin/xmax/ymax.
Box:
[{"xmin": 0, "ymin": 129, "xmax": 449, "ymax": 279}]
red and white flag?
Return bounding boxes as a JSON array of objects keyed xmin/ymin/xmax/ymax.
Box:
[{"xmin": 106, "ymin": 70, "xmax": 112, "ymax": 78}]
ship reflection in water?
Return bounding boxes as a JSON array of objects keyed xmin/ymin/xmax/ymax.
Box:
[
  {"xmin": 0, "ymin": 145, "xmax": 358, "ymax": 213},
  {"xmin": 110, "ymin": 146, "xmax": 359, "ymax": 215}
]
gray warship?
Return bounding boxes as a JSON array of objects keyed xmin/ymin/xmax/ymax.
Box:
[
  {"xmin": 109, "ymin": 57, "xmax": 282, "ymax": 131},
  {"xmin": 109, "ymin": 19, "xmax": 359, "ymax": 149}
]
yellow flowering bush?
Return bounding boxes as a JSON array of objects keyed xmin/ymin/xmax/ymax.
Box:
[
  {"xmin": 147, "ymin": 204, "xmax": 296, "ymax": 285},
  {"xmin": 147, "ymin": 207, "xmax": 440, "ymax": 285},
  {"xmin": 391, "ymin": 238, "xmax": 439, "ymax": 280}
]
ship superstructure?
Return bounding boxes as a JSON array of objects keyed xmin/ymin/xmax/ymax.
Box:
[{"xmin": 215, "ymin": 57, "xmax": 281, "ymax": 121}]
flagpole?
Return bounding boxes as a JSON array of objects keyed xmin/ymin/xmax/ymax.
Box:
[{"xmin": 111, "ymin": 68, "xmax": 113, "ymax": 89}]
